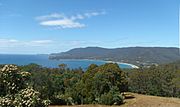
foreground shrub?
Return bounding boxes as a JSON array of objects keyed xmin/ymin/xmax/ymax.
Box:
[
  {"xmin": 0, "ymin": 65, "xmax": 49, "ymax": 107},
  {"xmin": 0, "ymin": 95, "xmax": 14, "ymax": 106},
  {"xmin": 14, "ymin": 87, "xmax": 42, "ymax": 107},
  {"xmin": 99, "ymin": 87, "xmax": 124, "ymax": 105}
]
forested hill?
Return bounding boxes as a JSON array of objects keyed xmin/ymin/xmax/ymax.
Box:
[{"xmin": 49, "ymin": 47, "xmax": 180, "ymax": 66}]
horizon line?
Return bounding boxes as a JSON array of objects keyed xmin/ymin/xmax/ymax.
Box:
[{"xmin": 0, "ymin": 46, "xmax": 179, "ymax": 55}]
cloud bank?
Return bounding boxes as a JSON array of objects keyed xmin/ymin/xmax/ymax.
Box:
[
  {"xmin": 0, "ymin": 39, "xmax": 53, "ymax": 47},
  {"xmin": 0, "ymin": 38, "xmax": 104, "ymax": 54}
]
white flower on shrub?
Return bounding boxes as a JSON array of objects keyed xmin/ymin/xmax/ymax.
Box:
[
  {"xmin": 0, "ymin": 65, "xmax": 50, "ymax": 107},
  {"xmin": 13, "ymin": 87, "xmax": 41, "ymax": 107}
]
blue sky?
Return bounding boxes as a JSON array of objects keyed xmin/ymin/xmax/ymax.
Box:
[{"xmin": 0, "ymin": 0, "xmax": 179, "ymax": 54}]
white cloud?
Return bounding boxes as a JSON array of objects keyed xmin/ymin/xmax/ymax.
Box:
[
  {"xmin": 35, "ymin": 13, "xmax": 65, "ymax": 21},
  {"xmin": 30, "ymin": 40, "xmax": 53, "ymax": 44},
  {"xmin": 84, "ymin": 11, "xmax": 106, "ymax": 18},
  {"xmin": 40, "ymin": 19, "xmax": 85, "ymax": 28},
  {"xmin": 25, "ymin": 40, "xmax": 54, "ymax": 47},
  {"xmin": 70, "ymin": 14, "xmax": 85, "ymax": 20},
  {"xmin": 0, "ymin": 39, "xmax": 19, "ymax": 46},
  {"xmin": 0, "ymin": 39, "xmax": 54, "ymax": 47},
  {"xmin": 9, "ymin": 39, "xmax": 18, "ymax": 42},
  {"xmin": 0, "ymin": 38, "xmax": 103, "ymax": 54},
  {"xmin": 36, "ymin": 11, "xmax": 106, "ymax": 29}
]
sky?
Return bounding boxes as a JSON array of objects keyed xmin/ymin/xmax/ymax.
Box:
[{"xmin": 0, "ymin": 0, "xmax": 179, "ymax": 54}]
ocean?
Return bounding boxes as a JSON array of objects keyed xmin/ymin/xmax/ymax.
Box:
[{"xmin": 0, "ymin": 54, "xmax": 133, "ymax": 69}]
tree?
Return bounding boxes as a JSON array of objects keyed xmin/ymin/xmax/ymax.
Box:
[{"xmin": 75, "ymin": 63, "xmax": 127, "ymax": 105}]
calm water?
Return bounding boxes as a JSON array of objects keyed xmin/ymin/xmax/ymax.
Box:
[{"xmin": 0, "ymin": 54, "xmax": 133, "ymax": 69}]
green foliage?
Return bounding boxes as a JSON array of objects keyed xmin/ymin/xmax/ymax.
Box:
[
  {"xmin": 1, "ymin": 61, "xmax": 180, "ymax": 106},
  {"xmin": 1, "ymin": 62, "xmax": 179, "ymax": 106},
  {"xmin": 0, "ymin": 65, "xmax": 29, "ymax": 96},
  {"xmin": 99, "ymin": 86, "xmax": 124, "ymax": 105},
  {"xmin": 13, "ymin": 87, "xmax": 49, "ymax": 107},
  {"xmin": 0, "ymin": 65, "xmax": 49, "ymax": 107},
  {"xmin": 127, "ymin": 63, "xmax": 180, "ymax": 98},
  {"xmin": 74, "ymin": 63, "xmax": 127, "ymax": 105},
  {"xmin": 21, "ymin": 63, "xmax": 127, "ymax": 105},
  {"xmin": 1, "ymin": 59, "xmax": 180, "ymax": 106}
]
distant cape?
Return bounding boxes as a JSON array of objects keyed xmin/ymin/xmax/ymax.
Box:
[{"xmin": 49, "ymin": 47, "xmax": 180, "ymax": 66}]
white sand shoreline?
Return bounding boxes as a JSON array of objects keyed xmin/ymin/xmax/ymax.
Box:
[
  {"xmin": 58, "ymin": 59, "xmax": 139, "ymax": 69},
  {"xmin": 104, "ymin": 60, "xmax": 139, "ymax": 69}
]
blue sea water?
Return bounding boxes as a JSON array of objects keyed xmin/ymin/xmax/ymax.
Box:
[{"xmin": 0, "ymin": 54, "xmax": 133, "ymax": 69}]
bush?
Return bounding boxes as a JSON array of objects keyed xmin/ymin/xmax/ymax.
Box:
[
  {"xmin": 0, "ymin": 95, "xmax": 14, "ymax": 106},
  {"xmin": 14, "ymin": 87, "xmax": 42, "ymax": 107},
  {"xmin": 0, "ymin": 65, "xmax": 49, "ymax": 107},
  {"xmin": 99, "ymin": 92, "xmax": 124, "ymax": 105},
  {"xmin": 99, "ymin": 87, "xmax": 124, "ymax": 105}
]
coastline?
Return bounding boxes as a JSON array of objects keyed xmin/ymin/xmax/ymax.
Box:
[
  {"xmin": 64, "ymin": 59, "xmax": 139, "ymax": 69},
  {"xmin": 53, "ymin": 58, "xmax": 139, "ymax": 69},
  {"xmin": 104, "ymin": 60, "xmax": 139, "ymax": 69},
  {"xmin": 49, "ymin": 57, "xmax": 139, "ymax": 69},
  {"xmin": 118, "ymin": 62, "xmax": 139, "ymax": 69}
]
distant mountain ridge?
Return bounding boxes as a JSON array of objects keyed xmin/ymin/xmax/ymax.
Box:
[{"xmin": 49, "ymin": 47, "xmax": 180, "ymax": 66}]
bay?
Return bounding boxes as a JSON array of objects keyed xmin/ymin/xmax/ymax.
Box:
[{"xmin": 0, "ymin": 54, "xmax": 134, "ymax": 69}]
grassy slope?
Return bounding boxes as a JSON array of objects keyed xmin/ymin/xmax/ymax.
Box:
[
  {"xmin": 49, "ymin": 93, "xmax": 180, "ymax": 107},
  {"xmin": 122, "ymin": 93, "xmax": 180, "ymax": 107}
]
